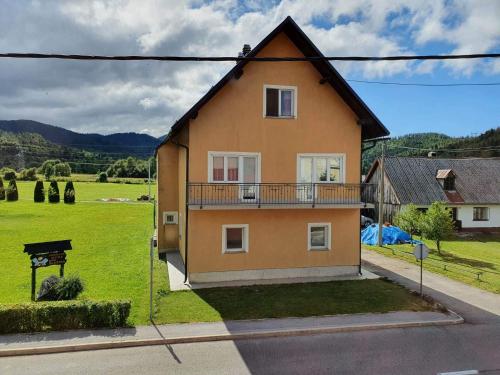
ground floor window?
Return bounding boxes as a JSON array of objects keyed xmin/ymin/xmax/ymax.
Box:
[
  {"xmin": 222, "ymin": 224, "xmax": 249, "ymax": 253},
  {"xmin": 473, "ymin": 207, "xmax": 489, "ymax": 221},
  {"xmin": 308, "ymin": 223, "xmax": 331, "ymax": 250}
]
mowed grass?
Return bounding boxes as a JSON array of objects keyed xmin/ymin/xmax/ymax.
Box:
[
  {"xmin": 15, "ymin": 180, "xmax": 153, "ymax": 201},
  {"xmin": 364, "ymin": 234, "xmax": 500, "ymax": 294},
  {"xmin": 3, "ymin": 179, "xmax": 434, "ymax": 327},
  {"xmin": 153, "ymin": 277, "xmax": 433, "ymax": 324},
  {"xmin": 0, "ymin": 180, "xmax": 155, "ymax": 324}
]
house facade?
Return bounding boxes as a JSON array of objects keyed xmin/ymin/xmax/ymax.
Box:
[
  {"xmin": 156, "ymin": 17, "xmax": 389, "ymax": 283},
  {"xmin": 365, "ymin": 156, "xmax": 500, "ymax": 231}
]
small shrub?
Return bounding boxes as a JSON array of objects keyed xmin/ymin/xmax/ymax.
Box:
[
  {"xmin": 37, "ymin": 275, "xmax": 84, "ymax": 301},
  {"xmin": 37, "ymin": 275, "xmax": 61, "ymax": 301},
  {"xmin": 6, "ymin": 179, "xmax": 18, "ymax": 201},
  {"xmin": 48, "ymin": 180, "xmax": 60, "ymax": 203},
  {"xmin": 3, "ymin": 168, "xmax": 16, "ymax": 181},
  {"xmin": 34, "ymin": 180, "xmax": 45, "ymax": 202},
  {"xmin": 0, "ymin": 300, "xmax": 131, "ymax": 333},
  {"xmin": 19, "ymin": 167, "xmax": 38, "ymax": 181},
  {"xmin": 0, "ymin": 177, "xmax": 4, "ymax": 200},
  {"xmin": 64, "ymin": 180, "xmax": 76, "ymax": 204},
  {"xmin": 96, "ymin": 172, "xmax": 108, "ymax": 183},
  {"xmin": 56, "ymin": 275, "xmax": 84, "ymax": 300}
]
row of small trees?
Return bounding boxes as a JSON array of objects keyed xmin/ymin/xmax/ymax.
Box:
[
  {"xmin": 34, "ymin": 180, "xmax": 75, "ymax": 203},
  {"xmin": 395, "ymin": 201, "xmax": 454, "ymax": 254},
  {"xmin": 0, "ymin": 177, "xmax": 75, "ymax": 203}
]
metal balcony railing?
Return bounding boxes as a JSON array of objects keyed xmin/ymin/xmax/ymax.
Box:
[{"xmin": 188, "ymin": 183, "xmax": 377, "ymax": 208}]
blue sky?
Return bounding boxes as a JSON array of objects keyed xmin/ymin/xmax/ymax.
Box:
[
  {"xmin": 0, "ymin": 0, "xmax": 498, "ymax": 137},
  {"xmin": 350, "ymin": 70, "xmax": 500, "ymax": 137}
]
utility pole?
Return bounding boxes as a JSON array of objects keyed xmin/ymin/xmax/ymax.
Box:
[
  {"xmin": 148, "ymin": 158, "xmax": 151, "ymax": 200},
  {"xmin": 377, "ymin": 142, "xmax": 385, "ymax": 247}
]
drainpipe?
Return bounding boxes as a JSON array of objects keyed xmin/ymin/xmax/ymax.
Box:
[{"xmin": 172, "ymin": 139, "xmax": 189, "ymax": 283}]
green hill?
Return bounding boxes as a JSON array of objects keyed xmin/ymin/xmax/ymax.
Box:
[
  {"xmin": 0, "ymin": 131, "xmax": 119, "ymax": 174},
  {"xmin": 362, "ymin": 128, "xmax": 499, "ymax": 174},
  {"xmin": 0, "ymin": 119, "xmax": 159, "ymax": 157}
]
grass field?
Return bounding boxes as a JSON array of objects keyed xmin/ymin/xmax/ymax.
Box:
[
  {"xmin": 0, "ymin": 180, "xmax": 156, "ymax": 324},
  {"xmin": 364, "ymin": 234, "xmax": 500, "ymax": 294},
  {"xmin": 15, "ymin": 180, "xmax": 152, "ymax": 201},
  {"xmin": 153, "ymin": 277, "xmax": 433, "ymax": 324},
  {"xmin": 2, "ymin": 179, "xmax": 434, "ymax": 327}
]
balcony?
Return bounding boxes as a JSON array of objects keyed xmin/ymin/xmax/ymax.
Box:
[{"xmin": 188, "ymin": 183, "xmax": 376, "ymax": 209}]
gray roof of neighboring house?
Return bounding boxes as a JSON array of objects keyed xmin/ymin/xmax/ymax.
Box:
[{"xmin": 367, "ymin": 157, "xmax": 500, "ymax": 205}]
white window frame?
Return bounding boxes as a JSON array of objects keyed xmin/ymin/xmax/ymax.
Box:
[
  {"xmin": 297, "ymin": 153, "xmax": 346, "ymax": 184},
  {"xmin": 163, "ymin": 211, "xmax": 178, "ymax": 225},
  {"xmin": 263, "ymin": 84, "xmax": 298, "ymax": 118},
  {"xmin": 307, "ymin": 223, "xmax": 331, "ymax": 251},
  {"xmin": 208, "ymin": 152, "xmax": 261, "ymax": 184},
  {"xmin": 222, "ymin": 224, "xmax": 249, "ymax": 253},
  {"xmin": 473, "ymin": 207, "xmax": 489, "ymax": 221}
]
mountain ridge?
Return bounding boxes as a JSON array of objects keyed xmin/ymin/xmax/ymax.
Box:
[{"xmin": 0, "ymin": 120, "xmax": 160, "ymax": 152}]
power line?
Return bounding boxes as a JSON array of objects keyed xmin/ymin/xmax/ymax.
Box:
[
  {"xmin": 347, "ymin": 79, "xmax": 500, "ymax": 87},
  {"xmin": 388, "ymin": 145, "xmax": 500, "ymax": 153},
  {"xmin": 1, "ymin": 52, "xmax": 499, "ymax": 62}
]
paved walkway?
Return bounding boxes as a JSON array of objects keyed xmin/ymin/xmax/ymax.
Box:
[
  {"xmin": 166, "ymin": 251, "xmax": 379, "ymax": 291},
  {"xmin": 362, "ymin": 249, "xmax": 500, "ymax": 316},
  {"xmin": 0, "ymin": 310, "xmax": 460, "ymax": 356}
]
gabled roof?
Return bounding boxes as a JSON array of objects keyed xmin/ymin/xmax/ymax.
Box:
[
  {"xmin": 157, "ymin": 16, "xmax": 389, "ymax": 151},
  {"xmin": 436, "ymin": 169, "xmax": 454, "ymax": 179},
  {"xmin": 365, "ymin": 156, "xmax": 500, "ymax": 205}
]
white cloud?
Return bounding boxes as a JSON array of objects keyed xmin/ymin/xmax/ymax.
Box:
[{"xmin": 0, "ymin": 0, "xmax": 498, "ymax": 136}]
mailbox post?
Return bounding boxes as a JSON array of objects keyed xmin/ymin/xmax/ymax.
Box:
[{"xmin": 23, "ymin": 240, "xmax": 72, "ymax": 301}]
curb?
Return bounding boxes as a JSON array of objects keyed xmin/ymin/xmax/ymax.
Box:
[{"xmin": 0, "ymin": 312, "xmax": 463, "ymax": 357}]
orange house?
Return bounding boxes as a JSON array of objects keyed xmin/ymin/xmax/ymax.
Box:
[{"xmin": 156, "ymin": 17, "xmax": 389, "ymax": 284}]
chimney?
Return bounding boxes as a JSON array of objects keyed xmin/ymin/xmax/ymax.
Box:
[{"xmin": 242, "ymin": 44, "xmax": 251, "ymax": 56}]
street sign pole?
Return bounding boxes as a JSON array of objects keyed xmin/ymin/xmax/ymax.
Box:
[
  {"xmin": 413, "ymin": 243, "xmax": 429, "ymax": 297},
  {"xmin": 420, "ymin": 245, "xmax": 423, "ymax": 296},
  {"xmin": 31, "ymin": 267, "xmax": 36, "ymax": 301},
  {"xmin": 149, "ymin": 235, "xmax": 154, "ymax": 322}
]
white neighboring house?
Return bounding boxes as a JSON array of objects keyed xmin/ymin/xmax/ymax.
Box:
[{"xmin": 364, "ymin": 157, "xmax": 500, "ymax": 231}]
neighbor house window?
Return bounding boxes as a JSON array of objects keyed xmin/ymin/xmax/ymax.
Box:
[
  {"xmin": 298, "ymin": 154, "xmax": 345, "ymax": 183},
  {"xmin": 208, "ymin": 152, "xmax": 260, "ymax": 184},
  {"xmin": 222, "ymin": 224, "xmax": 249, "ymax": 253},
  {"xmin": 264, "ymin": 85, "xmax": 297, "ymax": 118},
  {"xmin": 473, "ymin": 207, "xmax": 489, "ymax": 221},
  {"xmin": 308, "ymin": 223, "xmax": 331, "ymax": 250}
]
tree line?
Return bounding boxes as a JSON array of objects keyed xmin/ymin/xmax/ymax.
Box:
[{"xmin": 0, "ymin": 156, "xmax": 156, "ymax": 181}]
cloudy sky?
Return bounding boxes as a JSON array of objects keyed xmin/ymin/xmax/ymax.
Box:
[{"xmin": 0, "ymin": 0, "xmax": 499, "ymax": 138}]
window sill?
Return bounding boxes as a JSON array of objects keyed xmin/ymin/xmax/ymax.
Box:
[
  {"xmin": 308, "ymin": 248, "xmax": 330, "ymax": 251},
  {"xmin": 223, "ymin": 249, "xmax": 248, "ymax": 254},
  {"xmin": 472, "ymin": 219, "xmax": 489, "ymax": 222},
  {"xmin": 264, "ymin": 116, "xmax": 296, "ymax": 120}
]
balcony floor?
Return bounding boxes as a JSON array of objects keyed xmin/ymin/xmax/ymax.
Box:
[{"xmin": 188, "ymin": 202, "xmax": 374, "ymax": 210}]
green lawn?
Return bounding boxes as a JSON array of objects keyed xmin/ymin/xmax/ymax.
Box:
[
  {"xmin": 364, "ymin": 234, "xmax": 500, "ymax": 294},
  {"xmin": 2, "ymin": 179, "xmax": 435, "ymax": 327},
  {"xmin": 15, "ymin": 180, "xmax": 153, "ymax": 201},
  {"xmin": 153, "ymin": 276, "xmax": 433, "ymax": 324},
  {"xmin": 0, "ymin": 181, "xmax": 155, "ymax": 324}
]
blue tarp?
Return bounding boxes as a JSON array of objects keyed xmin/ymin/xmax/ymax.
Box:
[{"xmin": 361, "ymin": 224, "xmax": 420, "ymax": 246}]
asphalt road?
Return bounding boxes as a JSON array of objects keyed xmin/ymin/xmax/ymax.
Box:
[
  {"xmin": 1, "ymin": 318, "xmax": 499, "ymax": 375},
  {"xmin": 2, "ymin": 261, "xmax": 499, "ymax": 375}
]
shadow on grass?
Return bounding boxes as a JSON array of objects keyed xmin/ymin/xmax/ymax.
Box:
[
  {"xmin": 186, "ymin": 279, "xmax": 432, "ymax": 322},
  {"xmin": 437, "ymin": 250, "xmax": 498, "ymax": 271}
]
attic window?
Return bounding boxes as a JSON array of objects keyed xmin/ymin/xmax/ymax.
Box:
[
  {"xmin": 264, "ymin": 85, "xmax": 297, "ymax": 118},
  {"xmin": 436, "ymin": 169, "xmax": 455, "ymax": 191}
]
